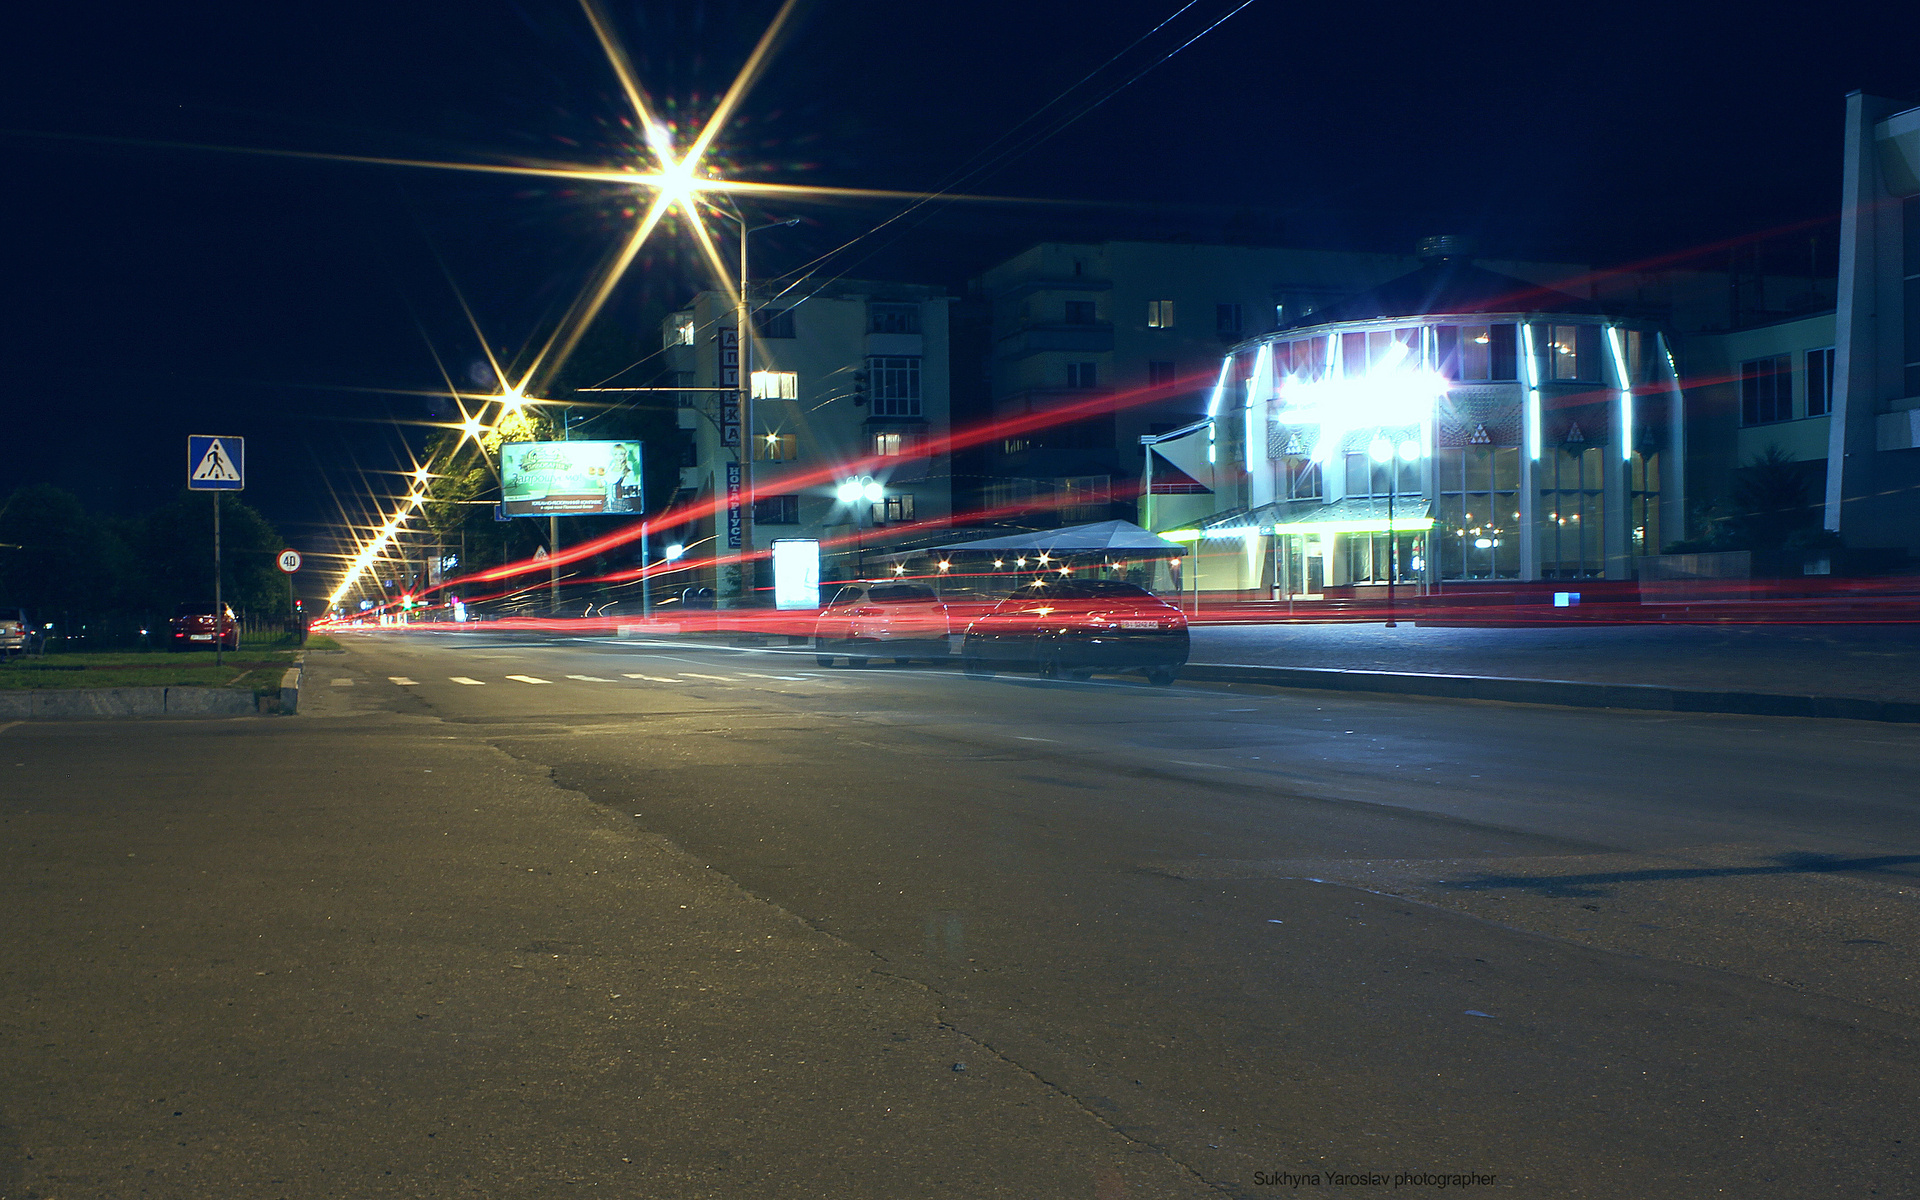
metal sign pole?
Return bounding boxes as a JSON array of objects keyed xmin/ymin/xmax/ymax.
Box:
[{"xmin": 213, "ymin": 491, "xmax": 223, "ymax": 667}]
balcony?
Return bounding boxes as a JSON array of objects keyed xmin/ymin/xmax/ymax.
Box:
[{"xmin": 995, "ymin": 321, "xmax": 1115, "ymax": 359}]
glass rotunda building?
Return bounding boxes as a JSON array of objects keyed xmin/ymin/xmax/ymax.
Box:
[{"xmin": 1141, "ymin": 246, "xmax": 1687, "ymax": 598}]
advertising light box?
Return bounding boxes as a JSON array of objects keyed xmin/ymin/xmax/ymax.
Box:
[
  {"xmin": 499, "ymin": 441, "xmax": 643, "ymax": 516},
  {"xmin": 771, "ymin": 539, "xmax": 821, "ymax": 609}
]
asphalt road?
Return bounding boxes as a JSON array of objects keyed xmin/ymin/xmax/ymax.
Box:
[{"xmin": 5, "ymin": 630, "xmax": 1918, "ymax": 1198}]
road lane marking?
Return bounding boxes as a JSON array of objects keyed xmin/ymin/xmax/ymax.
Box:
[
  {"xmin": 388, "ymin": 677, "xmax": 419, "ymax": 686},
  {"xmin": 505, "ymin": 675, "xmax": 551, "ymax": 684},
  {"xmin": 331, "ymin": 678, "xmax": 354, "ymax": 687},
  {"xmin": 449, "ymin": 677, "xmax": 486, "ymax": 685},
  {"xmin": 623, "ymin": 674, "xmax": 682, "ymax": 683},
  {"xmin": 1014, "ymin": 736, "xmax": 1056, "ymax": 742},
  {"xmin": 566, "ymin": 675, "xmax": 615, "ymax": 682},
  {"xmin": 680, "ymin": 673, "xmax": 736, "ymax": 682}
]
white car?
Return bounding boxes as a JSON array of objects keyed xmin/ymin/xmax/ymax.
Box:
[
  {"xmin": 813, "ymin": 582, "xmax": 952, "ymax": 666},
  {"xmin": 0, "ymin": 607, "xmax": 31, "ymax": 658}
]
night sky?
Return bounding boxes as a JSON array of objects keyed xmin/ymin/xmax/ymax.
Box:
[{"xmin": 5, "ymin": 0, "xmax": 1917, "ymax": 570}]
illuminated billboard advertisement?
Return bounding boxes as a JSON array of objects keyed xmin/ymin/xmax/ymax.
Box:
[
  {"xmin": 499, "ymin": 441, "xmax": 643, "ymax": 516},
  {"xmin": 770, "ymin": 539, "xmax": 821, "ymax": 609}
]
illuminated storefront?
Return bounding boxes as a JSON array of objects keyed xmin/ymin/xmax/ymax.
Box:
[{"xmin": 1141, "ymin": 253, "xmax": 1686, "ymax": 594}]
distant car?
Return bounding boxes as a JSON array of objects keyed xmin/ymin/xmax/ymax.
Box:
[
  {"xmin": 169, "ymin": 603, "xmax": 238, "ymax": 651},
  {"xmin": 0, "ymin": 607, "xmax": 32, "ymax": 659},
  {"xmin": 814, "ymin": 581, "xmax": 952, "ymax": 666},
  {"xmin": 960, "ymin": 579, "xmax": 1189, "ymax": 685}
]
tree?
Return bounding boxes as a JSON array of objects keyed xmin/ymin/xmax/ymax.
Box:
[
  {"xmin": 0, "ymin": 485, "xmax": 115, "ymax": 621},
  {"xmin": 135, "ymin": 491, "xmax": 291, "ymax": 617}
]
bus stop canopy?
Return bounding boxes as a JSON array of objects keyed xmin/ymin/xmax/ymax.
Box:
[{"xmin": 921, "ymin": 520, "xmax": 1186, "ymax": 555}]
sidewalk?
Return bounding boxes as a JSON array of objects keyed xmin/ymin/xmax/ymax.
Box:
[{"xmin": 1186, "ymin": 622, "xmax": 1920, "ymax": 719}]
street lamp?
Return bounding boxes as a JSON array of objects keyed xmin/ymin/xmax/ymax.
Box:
[
  {"xmin": 1369, "ymin": 436, "xmax": 1423, "ymax": 627},
  {"xmin": 837, "ymin": 476, "xmax": 884, "ymax": 577},
  {"xmin": 707, "ymin": 203, "xmax": 800, "ymax": 607}
]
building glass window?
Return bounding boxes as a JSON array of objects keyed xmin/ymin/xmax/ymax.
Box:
[
  {"xmin": 1283, "ymin": 456, "xmax": 1321, "ymax": 500},
  {"xmin": 1435, "ymin": 446, "xmax": 1521, "ymax": 580},
  {"xmin": 873, "ymin": 430, "xmax": 922, "ymax": 457},
  {"xmin": 867, "ymin": 357, "xmax": 921, "ymax": 415},
  {"xmin": 1741, "ymin": 355, "xmax": 1793, "ymax": 425},
  {"xmin": 1216, "ymin": 303, "xmax": 1243, "ymax": 336},
  {"xmin": 752, "ymin": 433, "xmax": 798, "ymax": 462},
  {"xmin": 752, "ymin": 494, "xmax": 800, "ymax": 525},
  {"xmin": 1147, "ymin": 299, "xmax": 1175, "ymax": 328},
  {"xmin": 1343, "ymin": 451, "xmax": 1417, "ymax": 497},
  {"xmin": 869, "ymin": 303, "xmax": 921, "ymax": 334},
  {"xmin": 1343, "ymin": 532, "xmax": 1423, "ymax": 584},
  {"xmin": 879, "ymin": 494, "xmax": 915, "ymax": 524},
  {"xmin": 753, "ymin": 308, "xmax": 795, "ymax": 338},
  {"xmin": 1538, "ymin": 445, "xmax": 1606, "ymax": 578},
  {"xmin": 1440, "ymin": 324, "xmax": 1519, "ymax": 381},
  {"xmin": 668, "ymin": 319, "xmax": 695, "ymax": 347},
  {"xmin": 1546, "ymin": 325, "xmax": 1601, "ymax": 382},
  {"xmin": 1057, "ymin": 475, "xmax": 1110, "ymax": 523},
  {"xmin": 1066, "ymin": 362, "xmax": 1098, "ymax": 389},
  {"xmin": 1806, "ymin": 347, "xmax": 1835, "ymax": 417},
  {"xmin": 750, "ymin": 370, "xmax": 797, "ymax": 400},
  {"xmin": 1148, "ymin": 361, "xmax": 1176, "ymax": 386},
  {"xmin": 1064, "ymin": 299, "xmax": 1097, "ymax": 325}
]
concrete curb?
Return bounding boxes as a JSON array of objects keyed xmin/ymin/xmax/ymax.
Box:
[
  {"xmin": 0, "ymin": 686, "xmax": 266, "ymax": 718},
  {"xmin": 1180, "ymin": 663, "xmax": 1920, "ymax": 725},
  {"xmin": 279, "ymin": 653, "xmax": 305, "ymax": 715}
]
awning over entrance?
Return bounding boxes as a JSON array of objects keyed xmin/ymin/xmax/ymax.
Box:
[
  {"xmin": 1177, "ymin": 498, "xmax": 1434, "ymax": 539},
  {"xmin": 924, "ymin": 519, "xmax": 1187, "ymax": 554}
]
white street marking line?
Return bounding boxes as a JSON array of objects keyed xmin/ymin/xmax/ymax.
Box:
[
  {"xmin": 388, "ymin": 677, "xmax": 419, "ymax": 686},
  {"xmin": 450, "ymin": 677, "xmax": 486, "ymax": 685},
  {"xmin": 679, "ymin": 673, "xmax": 736, "ymax": 682},
  {"xmin": 622, "ymin": 673, "xmax": 682, "ymax": 683},
  {"xmin": 505, "ymin": 675, "xmax": 551, "ymax": 684},
  {"xmin": 566, "ymin": 675, "xmax": 614, "ymax": 682},
  {"xmin": 331, "ymin": 678, "xmax": 354, "ymax": 687},
  {"xmin": 1014, "ymin": 736, "xmax": 1056, "ymax": 742},
  {"xmin": 1171, "ymin": 760, "xmax": 1226, "ymax": 768}
]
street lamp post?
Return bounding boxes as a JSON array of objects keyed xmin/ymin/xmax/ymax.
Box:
[
  {"xmin": 710, "ymin": 205, "xmax": 799, "ymax": 608},
  {"xmin": 837, "ymin": 477, "xmax": 884, "ymax": 578},
  {"xmin": 1369, "ymin": 436, "xmax": 1423, "ymax": 628}
]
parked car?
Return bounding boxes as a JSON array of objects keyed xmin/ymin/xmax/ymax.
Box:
[
  {"xmin": 959, "ymin": 579, "xmax": 1189, "ymax": 685},
  {"xmin": 0, "ymin": 607, "xmax": 33, "ymax": 659},
  {"xmin": 169, "ymin": 603, "xmax": 238, "ymax": 651},
  {"xmin": 814, "ymin": 581, "xmax": 952, "ymax": 666}
]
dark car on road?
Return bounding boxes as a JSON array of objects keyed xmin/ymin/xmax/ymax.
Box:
[
  {"xmin": 169, "ymin": 603, "xmax": 238, "ymax": 651},
  {"xmin": 959, "ymin": 579, "xmax": 1189, "ymax": 684}
]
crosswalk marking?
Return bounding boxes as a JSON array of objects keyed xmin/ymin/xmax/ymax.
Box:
[
  {"xmin": 679, "ymin": 673, "xmax": 736, "ymax": 682},
  {"xmin": 331, "ymin": 678, "xmax": 354, "ymax": 687},
  {"xmin": 741, "ymin": 672, "xmax": 811, "ymax": 681},
  {"xmin": 505, "ymin": 675, "xmax": 550, "ymax": 684},
  {"xmin": 623, "ymin": 673, "xmax": 681, "ymax": 683},
  {"xmin": 449, "ymin": 677, "xmax": 486, "ymax": 685},
  {"xmin": 565, "ymin": 675, "xmax": 614, "ymax": 682},
  {"xmin": 388, "ymin": 676, "xmax": 418, "ymax": 686}
]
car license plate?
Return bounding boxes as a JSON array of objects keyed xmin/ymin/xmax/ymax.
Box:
[
  {"xmin": 1120, "ymin": 620, "xmax": 1158, "ymax": 630},
  {"xmin": 190, "ymin": 633, "xmax": 213, "ymax": 640}
]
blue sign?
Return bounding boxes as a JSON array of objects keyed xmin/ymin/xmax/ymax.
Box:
[{"xmin": 187, "ymin": 435, "xmax": 245, "ymax": 491}]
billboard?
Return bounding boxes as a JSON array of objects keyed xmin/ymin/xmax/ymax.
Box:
[
  {"xmin": 499, "ymin": 441, "xmax": 643, "ymax": 516},
  {"xmin": 770, "ymin": 539, "xmax": 821, "ymax": 609}
]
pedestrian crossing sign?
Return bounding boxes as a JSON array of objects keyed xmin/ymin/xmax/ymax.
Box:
[{"xmin": 188, "ymin": 435, "xmax": 244, "ymax": 490}]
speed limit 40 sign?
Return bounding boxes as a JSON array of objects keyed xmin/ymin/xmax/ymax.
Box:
[{"xmin": 276, "ymin": 549, "xmax": 302, "ymax": 574}]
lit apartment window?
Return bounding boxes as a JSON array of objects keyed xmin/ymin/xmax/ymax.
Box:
[
  {"xmin": 1002, "ymin": 438, "xmax": 1030, "ymax": 454},
  {"xmin": 669, "ymin": 319, "xmax": 695, "ymax": 347},
  {"xmin": 753, "ymin": 433, "xmax": 798, "ymax": 462},
  {"xmin": 752, "ymin": 495, "xmax": 800, "ymax": 524},
  {"xmin": 1806, "ymin": 347, "xmax": 1835, "ymax": 417},
  {"xmin": 1546, "ymin": 325, "xmax": 1600, "ymax": 382},
  {"xmin": 1435, "ymin": 324, "xmax": 1519, "ymax": 381},
  {"xmin": 754, "ymin": 308, "xmax": 795, "ymax": 339},
  {"xmin": 750, "ymin": 370, "xmax": 797, "ymax": 400},
  {"xmin": 873, "ymin": 430, "xmax": 922, "ymax": 457},
  {"xmin": 1064, "ymin": 300, "xmax": 1096, "ymax": 324},
  {"xmin": 880, "ymin": 494, "xmax": 915, "ymax": 524},
  {"xmin": 1147, "ymin": 361, "xmax": 1176, "ymax": 386},
  {"xmin": 867, "ymin": 357, "xmax": 921, "ymax": 416},
  {"xmin": 1066, "ymin": 362, "xmax": 1097, "ymax": 389},
  {"xmin": 1741, "ymin": 356, "xmax": 1793, "ymax": 425},
  {"xmin": 869, "ymin": 302, "xmax": 921, "ymax": 334},
  {"xmin": 1147, "ymin": 300, "xmax": 1175, "ymax": 328},
  {"xmin": 1216, "ymin": 303, "xmax": 1243, "ymax": 336}
]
